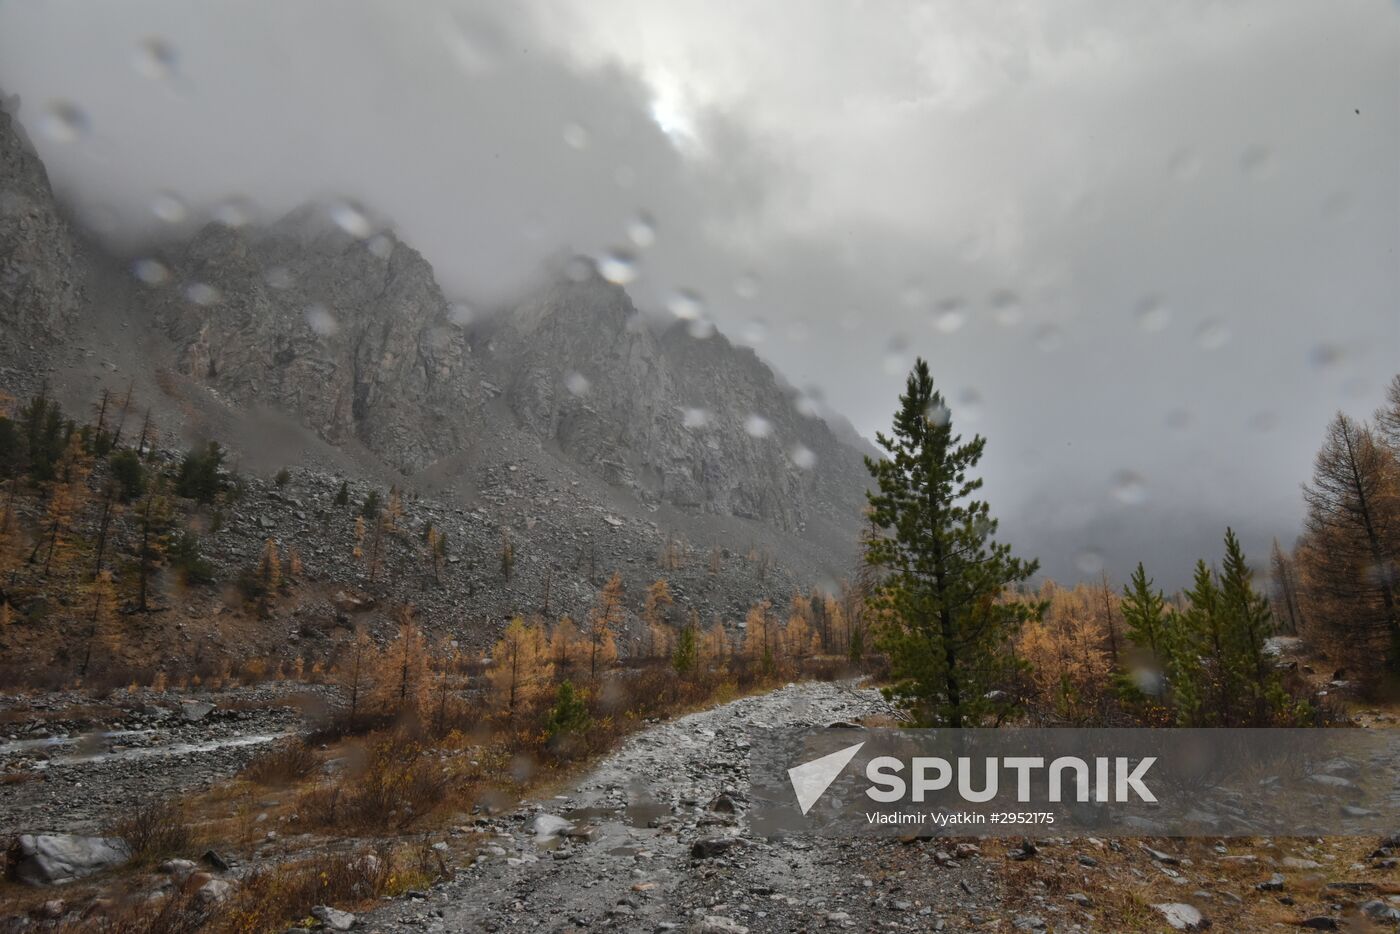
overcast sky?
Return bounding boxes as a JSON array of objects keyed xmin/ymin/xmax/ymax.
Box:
[{"xmin": 2, "ymin": 1, "xmax": 1396, "ymax": 585}]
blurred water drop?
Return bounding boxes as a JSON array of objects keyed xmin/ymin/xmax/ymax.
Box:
[
  {"xmin": 39, "ymin": 102, "xmax": 89, "ymax": 143},
  {"xmin": 796, "ymin": 387, "xmax": 824, "ymax": 418},
  {"xmin": 626, "ymin": 213, "xmax": 656, "ymax": 248},
  {"xmin": 149, "ymin": 191, "xmax": 187, "ymax": 224},
  {"xmin": 743, "ymin": 414, "xmax": 772, "ymax": 439},
  {"xmin": 133, "ymin": 37, "xmax": 177, "ymax": 79},
  {"xmin": 899, "ymin": 282, "xmax": 927, "ymax": 309},
  {"xmin": 447, "ymin": 302, "xmax": 474, "ymax": 327},
  {"xmin": 1135, "ymin": 295, "xmax": 1171, "ymax": 332},
  {"xmin": 1194, "ymin": 318, "xmax": 1231, "ymax": 351},
  {"xmin": 1239, "ymin": 144, "xmax": 1272, "ymax": 177},
  {"xmin": 328, "ymin": 200, "xmax": 372, "ymax": 239},
  {"xmin": 304, "ymin": 304, "xmax": 339, "ymax": 337},
  {"xmin": 682, "ymin": 407, "xmax": 711, "ymax": 430},
  {"xmin": 562, "ymin": 122, "xmax": 589, "ymax": 149},
  {"xmin": 131, "ymin": 258, "xmax": 169, "ymax": 286},
  {"xmin": 624, "ymin": 312, "xmax": 649, "ymax": 335},
  {"xmin": 183, "ymin": 282, "xmax": 221, "ymax": 306},
  {"xmin": 1307, "ymin": 343, "xmax": 1344, "ymax": 370},
  {"xmin": 991, "ymin": 290, "xmax": 1022, "ymax": 328},
  {"xmin": 564, "ymin": 372, "xmax": 591, "ymax": 397},
  {"xmin": 1165, "ymin": 408, "xmax": 1192, "ymax": 431},
  {"xmin": 212, "ymin": 197, "xmax": 255, "ymax": 228},
  {"xmin": 667, "ymin": 289, "xmax": 704, "ymax": 321},
  {"xmin": 734, "ymin": 272, "xmax": 759, "ymax": 300},
  {"xmin": 686, "ymin": 318, "xmax": 715, "ymax": 339},
  {"xmin": 264, "ymin": 266, "xmax": 295, "ymax": 290},
  {"xmin": 1247, "ymin": 411, "xmax": 1277, "ymax": 432},
  {"xmin": 1034, "ymin": 324, "xmax": 1064, "ymax": 352},
  {"xmin": 443, "ymin": 17, "xmax": 495, "ymax": 74},
  {"xmin": 790, "ymin": 444, "xmax": 817, "ymax": 470},
  {"xmin": 597, "ymin": 249, "xmax": 637, "ymax": 285},
  {"xmin": 740, "ymin": 317, "xmax": 768, "ymax": 345},
  {"xmin": 1111, "ymin": 470, "xmax": 1147, "ymax": 505},
  {"xmin": 925, "ymin": 402, "xmax": 951, "ymax": 427},
  {"xmin": 932, "ymin": 299, "xmax": 966, "ymax": 334},
  {"xmin": 1074, "ymin": 550, "xmax": 1105, "ymax": 576},
  {"xmin": 367, "ymin": 234, "xmax": 394, "ymax": 259},
  {"xmin": 956, "ymin": 389, "xmax": 982, "ymax": 422}
]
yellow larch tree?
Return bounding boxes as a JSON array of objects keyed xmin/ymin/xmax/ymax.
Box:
[
  {"xmin": 489, "ymin": 616, "xmax": 555, "ymax": 716},
  {"xmin": 643, "ymin": 579, "xmax": 674, "ymax": 659},
  {"xmin": 586, "ymin": 572, "xmax": 624, "ymax": 678}
]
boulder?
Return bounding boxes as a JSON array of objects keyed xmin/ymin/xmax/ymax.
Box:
[
  {"xmin": 180, "ymin": 701, "xmax": 216, "ymax": 722},
  {"xmin": 690, "ymin": 836, "xmax": 742, "ymax": 859},
  {"xmin": 531, "ymin": 814, "xmax": 573, "ymax": 838},
  {"xmin": 1151, "ymin": 903, "xmax": 1209, "ymax": 931},
  {"xmin": 311, "ymin": 905, "xmax": 356, "ymax": 930},
  {"xmin": 10, "ymin": 834, "xmax": 131, "ymax": 885}
]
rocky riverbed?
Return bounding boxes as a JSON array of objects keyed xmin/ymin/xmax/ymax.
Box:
[{"xmin": 360, "ymin": 680, "xmax": 1011, "ymax": 933}]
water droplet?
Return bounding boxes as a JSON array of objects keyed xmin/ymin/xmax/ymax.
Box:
[
  {"xmin": 796, "ymin": 387, "xmax": 824, "ymax": 418},
  {"xmin": 924, "ymin": 402, "xmax": 951, "ymax": 427},
  {"xmin": 562, "ymin": 122, "xmax": 589, "ymax": 149},
  {"xmin": 183, "ymin": 282, "xmax": 221, "ymax": 306},
  {"xmin": 734, "ymin": 272, "xmax": 759, "ymax": 300},
  {"xmin": 212, "ymin": 197, "xmax": 255, "ymax": 228},
  {"xmin": 1307, "ymin": 343, "xmax": 1344, "ymax": 370},
  {"xmin": 1074, "ymin": 550, "xmax": 1105, "ymax": 575},
  {"xmin": 1135, "ymin": 295, "xmax": 1171, "ymax": 332},
  {"xmin": 624, "ymin": 312, "xmax": 648, "ymax": 335},
  {"xmin": 1034, "ymin": 324, "xmax": 1064, "ymax": 352},
  {"xmin": 133, "ymin": 37, "xmax": 177, "ymax": 79},
  {"xmin": 131, "ymin": 258, "xmax": 169, "ymax": 286},
  {"xmin": 899, "ymin": 282, "xmax": 928, "ymax": 309},
  {"xmin": 682, "ymin": 407, "xmax": 711, "ymax": 429},
  {"xmin": 597, "ymin": 249, "xmax": 637, "ymax": 285},
  {"xmin": 932, "ymin": 299, "xmax": 966, "ymax": 334},
  {"xmin": 39, "ymin": 101, "xmax": 88, "ymax": 143},
  {"xmin": 627, "ymin": 213, "xmax": 656, "ymax": 248},
  {"xmin": 956, "ymin": 389, "xmax": 982, "ymax": 422},
  {"xmin": 743, "ymin": 414, "xmax": 772, "ymax": 439},
  {"xmin": 1165, "ymin": 408, "xmax": 1192, "ymax": 431},
  {"xmin": 1194, "ymin": 318, "xmax": 1231, "ymax": 351},
  {"xmin": 304, "ymin": 304, "xmax": 339, "ymax": 337},
  {"xmin": 991, "ymin": 290, "xmax": 1022, "ymax": 328},
  {"xmin": 564, "ymin": 372, "xmax": 591, "ymax": 396},
  {"xmin": 1239, "ymin": 144, "xmax": 1271, "ymax": 177},
  {"xmin": 790, "ymin": 444, "xmax": 817, "ymax": 470},
  {"xmin": 686, "ymin": 318, "xmax": 715, "ymax": 339},
  {"xmin": 263, "ymin": 266, "xmax": 295, "ymax": 290},
  {"xmin": 448, "ymin": 302, "xmax": 474, "ymax": 327},
  {"xmin": 1111, "ymin": 470, "xmax": 1147, "ymax": 505},
  {"xmin": 1247, "ymin": 411, "xmax": 1277, "ymax": 432},
  {"xmin": 740, "ymin": 317, "xmax": 768, "ymax": 345},
  {"xmin": 328, "ymin": 200, "xmax": 372, "ymax": 238},
  {"xmin": 149, "ymin": 191, "xmax": 187, "ymax": 224},
  {"xmin": 667, "ymin": 289, "xmax": 704, "ymax": 321},
  {"xmin": 367, "ymin": 234, "xmax": 394, "ymax": 259}
]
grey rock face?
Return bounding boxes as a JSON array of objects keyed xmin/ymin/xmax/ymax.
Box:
[
  {"xmin": 0, "ymin": 103, "xmax": 83, "ymax": 358},
  {"xmin": 11, "ymin": 833, "xmax": 131, "ymax": 885}
]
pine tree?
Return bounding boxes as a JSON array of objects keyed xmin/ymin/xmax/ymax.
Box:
[
  {"xmin": 334, "ymin": 481, "xmax": 350, "ymax": 506},
  {"xmin": 1217, "ymin": 528, "xmax": 1297, "ymax": 725},
  {"xmin": 586, "ymin": 572, "xmax": 624, "ymax": 679},
  {"xmin": 133, "ymin": 492, "xmax": 171, "ymax": 612},
  {"xmin": 672, "ymin": 620, "xmax": 698, "ymax": 678},
  {"xmin": 1268, "ymin": 539, "xmax": 1304, "ymax": 635},
  {"xmin": 338, "ymin": 627, "xmax": 375, "ymax": 728},
  {"xmin": 376, "ymin": 606, "xmax": 431, "ymax": 719},
  {"xmin": 39, "ymin": 433, "xmax": 89, "ymax": 577},
  {"xmin": 863, "ymin": 358, "xmax": 1040, "ymax": 727},
  {"xmin": 79, "ymin": 570, "xmax": 119, "ymax": 677},
  {"xmin": 1121, "ymin": 562, "xmax": 1168, "ymax": 660},
  {"xmin": 701, "ymin": 620, "xmax": 729, "ymax": 664},
  {"xmin": 643, "ymin": 580, "xmax": 674, "ymax": 658},
  {"xmin": 255, "ymin": 538, "xmax": 282, "ymax": 617},
  {"xmin": 1375, "ymin": 374, "xmax": 1400, "ymax": 452}
]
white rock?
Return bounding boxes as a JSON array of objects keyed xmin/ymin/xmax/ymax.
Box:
[{"xmin": 1152, "ymin": 903, "xmax": 1207, "ymax": 931}]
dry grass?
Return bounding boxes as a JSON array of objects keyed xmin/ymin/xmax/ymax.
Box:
[
  {"xmin": 239, "ymin": 740, "xmax": 319, "ymax": 786},
  {"xmin": 106, "ymin": 799, "xmax": 193, "ymax": 865}
]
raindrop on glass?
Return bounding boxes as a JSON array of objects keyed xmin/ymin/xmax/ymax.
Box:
[
  {"xmin": 1111, "ymin": 470, "xmax": 1147, "ymax": 505},
  {"xmin": 740, "ymin": 317, "xmax": 768, "ymax": 345},
  {"xmin": 899, "ymin": 282, "xmax": 927, "ymax": 309},
  {"xmin": 1247, "ymin": 411, "xmax": 1277, "ymax": 432},
  {"xmin": 183, "ymin": 282, "xmax": 221, "ymax": 306},
  {"xmin": 1194, "ymin": 318, "xmax": 1231, "ymax": 351},
  {"xmin": 39, "ymin": 102, "xmax": 88, "ymax": 143},
  {"xmin": 1074, "ymin": 550, "xmax": 1105, "ymax": 576},
  {"xmin": 212, "ymin": 197, "xmax": 255, "ymax": 228},
  {"xmin": 932, "ymin": 299, "xmax": 966, "ymax": 334},
  {"xmin": 991, "ymin": 290, "xmax": 1022, "ymax": 328},
  {"xmin": 562, "ymin": 122, "xmax": 589, "ymax": 149},
  {"xmin": 743, "ymin": 414, "xmax": 772, "ymax": 439},
  {"xmin": 564, "ymin": 372, "xmax": 591, "ymax": 397},
  {"xmin": 304, "ymin": 304, "xmax": 339, "ymax": 337},
  {"xmin": 924, "ymin": 402, "xmax": 951, "ymax": 427},
  {"xmin": 1307, "ymin": 343, "xmax": 1344, "ymax": 370},
  {"xmin": 682, "ymin": 407, "xmax": 711, "ymax": 429},
  {"xmin": 328, "ymin": 200, "xmax": 372, "ymax": 239},
  {"xmin": 149, "ymin": 191, "xmax": 187, "ymax": 224},
  {"xmin": 133, "ymin": 37, "xmax": 177, "ymax": 79},
  {"xmin": 627, "ymin": 213, "xmax": 656, "ymax": 248},
  {"xmin": 686, "ymin": 318, "xmax": 715, "ymax": 339},
  {"xmin": 447, "ymin": 302, "xmax": 474, "ymax": 327},
  {"xmin": 1034, "ymin": 324, "xmax": 1064, "ymax": 353},
  {"xmin": 367, "ymin": 234, "xmax": 394, "ymax": 259},
  {"xmin": 264, "ymin": 266, "xmax": 295, "ymax": 290},
  {"xmin": 1135, "ymin": 295, "xmax": 1171, "ymax": 332},
  {"xmin": 734, "ymin": 272, "xmax": 759, "ymax": 300},
  {"xmin": 667, "ymin": 289, "xmax": 704, "ymax": 321},
  {"xmin": 790, "ymin": 444, "xmax": 817, "ymax": 470},
  {"xmin": 131, "ymin": 258, "xmax": 169, "ymax": 286},
  {"xmin": 597, "ymin": 249, "xmax": 637, "ymax": 285},
  {"xmin": 957, "ymin": 389, "xmax": 982, "ymax": 422}
]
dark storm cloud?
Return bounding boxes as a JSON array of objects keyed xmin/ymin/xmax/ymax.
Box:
[{"xmin": 1, "ymin": 0, "xmax": 1396, "ymax": 585}]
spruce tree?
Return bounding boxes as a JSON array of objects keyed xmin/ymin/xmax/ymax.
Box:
[
  {"xmin": 1121, "ymin": 563, "xmax": 1168, "ymax": 660},
  {"xmin": 864, "ymin": 358, "xmax": 1040, "ymax": 727}
]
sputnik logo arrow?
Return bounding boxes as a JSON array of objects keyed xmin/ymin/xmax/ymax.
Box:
[{"xmin": 788, "ymin": 742, "xmax": 864, "ymax": 815}]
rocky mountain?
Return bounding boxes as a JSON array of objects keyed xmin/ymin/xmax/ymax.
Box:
[{"xmin": 0, "ymin": 100, "xmax": 83, "ymax": 364}]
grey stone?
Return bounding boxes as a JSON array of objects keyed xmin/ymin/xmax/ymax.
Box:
[{"xmin": 11, "ymin": 834, "xmax": 132, "ymax": 886}]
